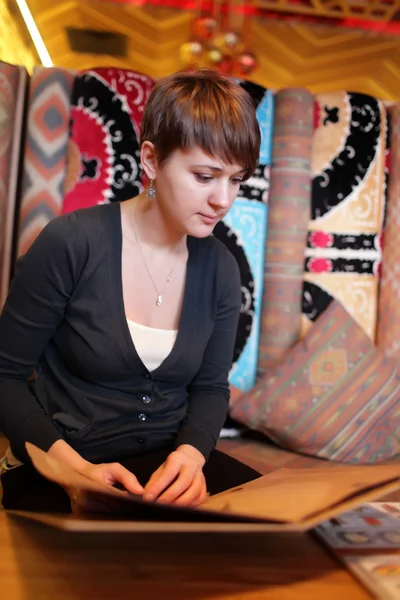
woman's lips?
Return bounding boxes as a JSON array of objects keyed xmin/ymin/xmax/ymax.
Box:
[{"xmin": 198, "ymin": 213, "xmax": 219, "ymax": 225}]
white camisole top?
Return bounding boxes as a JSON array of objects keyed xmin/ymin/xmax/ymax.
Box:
[{"xmin": 127, "ymin": 319, "xmax": 178, "ymax": 372}]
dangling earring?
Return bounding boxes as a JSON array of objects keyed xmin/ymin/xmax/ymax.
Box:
[{"xmin": 146, "ymin": 179, "xmax": 156, "ymax": 199}]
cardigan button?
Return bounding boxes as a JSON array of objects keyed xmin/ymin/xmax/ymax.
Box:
[
  {"xmin": 142, "ymin": 395, "xmax": 151, "ymax": 404},
  {"xmin": 138, "ymin": 413, "xmax": 147, "ymax": 422}
]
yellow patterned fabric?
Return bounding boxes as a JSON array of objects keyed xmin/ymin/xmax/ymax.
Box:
[{"xmin": 302, "ymin": 92, "xmax": 388, "ymax": 341}]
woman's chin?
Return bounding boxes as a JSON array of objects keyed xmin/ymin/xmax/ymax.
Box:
[{"xmin": 187, "ymin": 221, "xmax": 218, "ymax": 238}]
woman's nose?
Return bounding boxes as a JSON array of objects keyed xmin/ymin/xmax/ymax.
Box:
[{"xmin": 210, "ymin": 181, "xmax": 233, "ymax": 209}]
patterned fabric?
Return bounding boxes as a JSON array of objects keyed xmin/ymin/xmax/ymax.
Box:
[
  {"xmin": 214, "ymin": 83, "xmax": 273, "ymax": 393},
  {"xmin": 230, "ymin": 300, "xmax": 400, "ymax": 464},
  {"xmin": 62, "ymin": 68, "xmax": 154, "ymax": 212},
  {"xmin": 257, "ymin": 88, "xmax": 314, "ymax": 373},
  {"xmin": 0, "ymin": 63, "xmax": 27, "ymax": 307},
  {"xmin": 377, "ymin": 105, "xmax": 400, "ymax": 359},
  {"xmin": 302, "ymin": 92, "xmax": 388, "ymax": 341},
  {"xmin": 17, "ymin": 67, "xmax": 74, "ymax": 257}
]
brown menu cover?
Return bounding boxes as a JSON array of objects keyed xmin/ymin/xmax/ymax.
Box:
[{"xmin": 7, "ymin": 443, "xmax": 400, "ymax": 533}]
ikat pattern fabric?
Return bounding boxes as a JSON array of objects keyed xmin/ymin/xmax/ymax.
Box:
[{"xmin": 17, "ymin": 67, "xmax": 74, "ymax": 258}]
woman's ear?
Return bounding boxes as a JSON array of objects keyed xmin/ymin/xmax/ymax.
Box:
[{"xmin": 140, "ymin": 141, "xmax": 157, "ymax": 181}]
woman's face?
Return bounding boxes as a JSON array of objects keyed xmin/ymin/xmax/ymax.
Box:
[{"xmin": 146, "ymin": 145, "xmax": 246, "ymax": 238}]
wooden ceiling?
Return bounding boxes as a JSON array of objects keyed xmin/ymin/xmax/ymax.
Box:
[{"xmin": 24, "ymin": 0, "xmax": 400, "ymax": 99}]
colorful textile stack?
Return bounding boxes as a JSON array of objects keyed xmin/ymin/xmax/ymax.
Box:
[
  {"xmin": 17, "ymin": 67, "xmax": 74, "ymax": 258},
  {"xmin": 214, "ymin": 82, "xmax": 274, "ymax": 393},
  {"xmin": 230, "ymin": 90, "xmax": 399, "ymax": 462},
  {"xmin": 0, "ymin": 62, "xmax": 27, "ymax": 307},
  {"xmin": 257, "ymin": 88, "xmax": 314, "ymax": 373},
  {"xmin": 62, "ymin": 68, "xmax": 154, "ymax": 212},
  {"xmin": 302, "ymin": 92, "xmax": 388, "ymax": 341}
]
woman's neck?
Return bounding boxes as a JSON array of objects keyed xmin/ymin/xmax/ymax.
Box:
[{"xmin": 128, "ymin": 194, "xmax": 186, "ymax": 250}]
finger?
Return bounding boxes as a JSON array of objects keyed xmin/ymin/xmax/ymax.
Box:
[
  {"xmin": 198, "ymin": 484, "xmax": 208, "ymax": 505},
  {"xmin": 172, "ymin": 474, "xmax": 206, "ymax": 507},
  {"xmin": 108, "ymin": 463, "xmax": 144, "ymax": 495},
  {"xmin": 186, "ymin": 482, "xmax": 208, "ymax": 507},
  {"xmin": 156, "ymin": 465, "xmax": 197, "ymax": 504},
  {"xmin": 143, "ymin": 460, "xmax": 181, "ymax": 501}
]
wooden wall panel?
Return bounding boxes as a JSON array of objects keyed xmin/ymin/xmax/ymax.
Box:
[{"xmin": 0, "ymin": 0, "xmax": 36, "ymax": 70}]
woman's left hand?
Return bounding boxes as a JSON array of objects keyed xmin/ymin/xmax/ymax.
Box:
[{"xmin": 142, "ymin": 444, "xmax": 207, "ymax": 507}]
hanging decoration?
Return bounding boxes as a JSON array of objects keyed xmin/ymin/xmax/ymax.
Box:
[{"xmin": 179, "ymin": 0, "xmax": 258, "ymax": 76}]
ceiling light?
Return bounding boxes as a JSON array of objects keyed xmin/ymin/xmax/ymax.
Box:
[{"xmin": 14, "ymin": 0, "xmax": 53, "ymax": 67}]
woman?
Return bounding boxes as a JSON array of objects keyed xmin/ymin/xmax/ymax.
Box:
[{"xmin": 0, "ymin": 68, "xmax": 262, "ymax": 513}]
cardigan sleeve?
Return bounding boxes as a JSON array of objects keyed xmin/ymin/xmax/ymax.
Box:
[
  {"xmin": 0, "ymin": 213, "xmax": 87, "ymax": 460},
  {"xmin": 175, "ymin": 245, "xmax": 241, "ymax": 460}
]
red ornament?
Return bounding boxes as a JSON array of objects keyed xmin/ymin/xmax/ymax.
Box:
[
  {"xmin": 218, "ymin": 57, "xmax": 233, "ymax": 75},
  {"xmin": 233, "ymin": 51, "xmax": 258, "ymax": 76},
  {"xmin": 193, "ymin": 17, "xmax": 218, "ymax": 41}
]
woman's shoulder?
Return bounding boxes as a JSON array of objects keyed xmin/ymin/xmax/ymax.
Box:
[
  {"xmin": 25, "ymin": 203, "xmax": 119, "ymax": 269},
  {"xmin": 44, "ymin": 203, "xmax": 120, "ymax": 247},
  {"xmin": 41, "ymin": 202, "xmax": 118, "ymax": 234},
  {"xmin": 70, "ymin": 202, "xmax": 120, "ymax": 232}
]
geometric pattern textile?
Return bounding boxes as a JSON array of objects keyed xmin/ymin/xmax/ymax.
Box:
[
  {"xmin": 17, "ymin": 67, "xmax": 74, "ymax": 257},
  {"xmin": 0, "ymin": 63, "xmax": 27, "ymax": 307},
  {"xmin": 62, "ymin": 68, "xmax": 154, "ymax": 212},
  {"xmin": 302, "ymin": 92, "xmax": 388, "ymax": 341},
  {"xmin": 257, "ymin": 88, "xmax": 314, "ymax": 374},
  {"xmin": 376, "ymin": 105, "xmax": 400, "ymax": 360},
  {"xmin": 230, "ymin": 300, "xmax": 400, "ymax": 464}
]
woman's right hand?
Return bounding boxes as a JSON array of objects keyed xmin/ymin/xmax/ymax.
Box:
[
  {"xmin": 79, "ymin": 461, "xmax": 144, "ymax": 495},
  {"xmin": 67, "ymin": 462, "xmax": 144, "ymax": 515},
  {"xmin": 47, "ymin": 440, "xmax": 144, "ymax": 513}
]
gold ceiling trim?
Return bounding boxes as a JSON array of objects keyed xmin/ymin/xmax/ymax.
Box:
[{"xmin": 253, "ymin": 0, "xmax": 400, "ymax": 22}]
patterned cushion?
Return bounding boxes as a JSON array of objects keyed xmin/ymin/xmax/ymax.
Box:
[{"xmin": 230, "ymin": 299, "xmax": 400, "ymax": 464}]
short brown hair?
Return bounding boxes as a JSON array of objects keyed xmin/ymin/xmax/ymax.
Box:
[{"xmin": 140, "ymin": 69, "xmax": 261, "ymax": 180}]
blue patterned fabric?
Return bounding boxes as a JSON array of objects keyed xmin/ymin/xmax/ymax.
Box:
[{"xmin": 214, "ymin": 86, "xmax": 274, "ymax": 392}]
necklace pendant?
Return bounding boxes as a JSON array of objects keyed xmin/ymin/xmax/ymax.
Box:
[{"xmin": 156, "ymin": 295, "xmax": 163, "ymax": 306}]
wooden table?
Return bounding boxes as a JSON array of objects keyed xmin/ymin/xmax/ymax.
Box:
[{"xmin": 0, "ymin": 511, "xmax": 371, "ymax": 599}]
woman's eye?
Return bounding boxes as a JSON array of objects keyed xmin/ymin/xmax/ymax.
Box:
[
  {"xmin": 231, "ymin": 177, "xmax": 244, "ymax": 185},
  {"xmin": 195, "ymin": 174, "xmax": 213, "ymax": 183}
]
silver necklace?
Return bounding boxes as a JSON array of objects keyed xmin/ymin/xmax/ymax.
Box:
[{"xmin": 132, "ymin": 207, "xmax": 182, "ymax": 307}]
